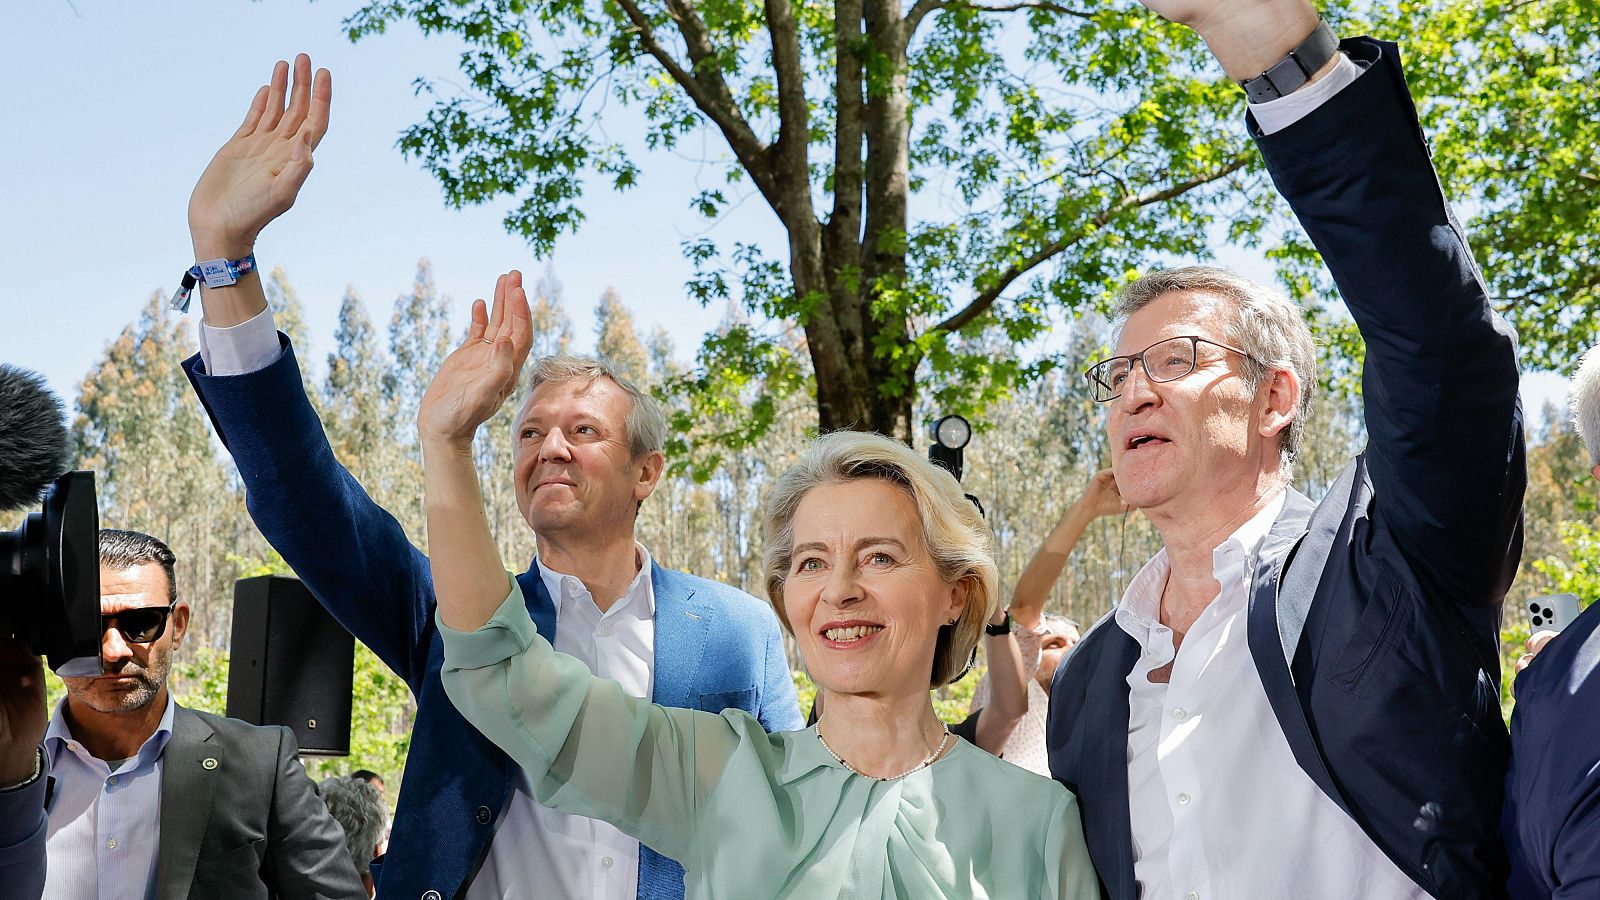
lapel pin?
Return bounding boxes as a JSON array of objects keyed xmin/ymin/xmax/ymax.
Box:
[{"xmin": 202, "ymin": 757, "xmax": 219, "ymax": 770}]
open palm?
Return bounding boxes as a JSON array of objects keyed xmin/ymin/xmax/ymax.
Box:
[
  {"xmin": 188, "ymin": 54, "xmax": 331, "ymax": 250},
  {"xmin": 419, "ymin": 271, "xmax": 535, "ymax": 446}
]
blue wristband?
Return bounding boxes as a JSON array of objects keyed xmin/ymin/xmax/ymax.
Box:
[{"xmin": 169, "ymin": 251, "xmax": 257, "ymax": 313}]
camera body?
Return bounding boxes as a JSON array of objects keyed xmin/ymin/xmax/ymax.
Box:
[
  {"xmin": 1, "ymin": 472, "xmax": 102, "ymax": 674},
  {"xmin": 0, "ymin": 365, "xmax": 103, "ymax": 675}
]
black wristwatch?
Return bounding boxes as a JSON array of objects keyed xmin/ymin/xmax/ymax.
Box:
[
  {"xmin": 985, "ymin": 610, "xmax": 1013, "ymax": 636},
  {"xmin": 1240, "ymin": 19, "xmax": 1339, "ymax": 103}
]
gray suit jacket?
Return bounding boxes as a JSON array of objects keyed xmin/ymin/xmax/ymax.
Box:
[{"xmin": 155, "ymin": 706, "xmax": 364, "ymax": 900}]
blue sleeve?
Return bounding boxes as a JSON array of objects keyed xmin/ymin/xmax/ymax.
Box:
[
  {"xmin": 0, "ymin": 751, "xmax": 48, "ymax": 900},
  {"xmin": 1252, "ymin": 39, "xmax": 1524, "ymax": 608},
  {"xmin": 755, "ymin": 617, "xmax": 804, "ymax": 733},
  {"xmin": 184, "ymin": 336, "xmax": 436, "ymax": 689}
]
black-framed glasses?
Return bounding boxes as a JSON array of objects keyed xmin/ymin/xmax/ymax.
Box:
[
  {"xmin": 1084, "ymin": 335, "xmax": 1255, "ymax": 402},
  {"xmin": 102, "ymin": 603, "xmax": 177, "ymax": 644}
]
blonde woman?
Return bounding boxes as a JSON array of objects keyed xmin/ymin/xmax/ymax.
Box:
[{"xmin": 418, "ymin": 272, "xmax": 1097, "ymax": 898}]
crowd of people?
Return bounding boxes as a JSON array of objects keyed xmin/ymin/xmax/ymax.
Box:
[{"xmin": 1, "ymin": 0, "xmax": 1597, "ymax": 897}]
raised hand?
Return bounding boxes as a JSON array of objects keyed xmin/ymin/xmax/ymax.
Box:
[
  {"xmin": 419, "ymin": 271, "xmax": 534, "ymax": 447},
  {"xmin": 1077, "ymin": 468, "xmax": 1131, "ymax": 520},
  {"xmin": 1133, "ymin": 0, "xmax": 1322, "ymax": 82},
  {"xmin": 188, "ymin": 54, "xmax": 331, "ymax": 256}
]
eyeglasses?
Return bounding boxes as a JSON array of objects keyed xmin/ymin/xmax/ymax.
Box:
[
  {"xmin": 102, "ymin": 603, "xmax": 178, "ymax": 644},
  {"xmin": 1084, "ymin": 335, "xmax": 1255, "ymax": 402}
]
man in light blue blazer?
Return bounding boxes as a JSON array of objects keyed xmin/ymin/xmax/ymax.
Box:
[{"xmin": 178, "ymin": 55, "xmax": 802, "ymax": 900}]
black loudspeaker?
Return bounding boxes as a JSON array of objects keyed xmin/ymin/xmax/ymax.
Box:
[{"xmin": 226, "ymin": 575, "xmax": 354, "ymax": 756}]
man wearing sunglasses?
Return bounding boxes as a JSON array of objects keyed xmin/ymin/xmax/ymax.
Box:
[
  {"xmin": 1046, "ymin": 1, "xmax": 1524, "ymax": 898},
  {"xmin": 41, "ymin": 529, "xmax": 364, "ymax": 899}
]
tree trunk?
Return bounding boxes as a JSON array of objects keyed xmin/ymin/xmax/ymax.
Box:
[{"xmin": 803, "ymin": 0, "xmax": 917, "ymax": 444}]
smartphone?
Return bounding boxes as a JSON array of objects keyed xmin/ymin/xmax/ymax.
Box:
[{"xmin": 1527, "ymin": 593, "xmax": 1582, "ymax": 633}]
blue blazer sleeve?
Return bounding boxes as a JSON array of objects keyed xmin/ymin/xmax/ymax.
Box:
[
  {"xmin": 0, "ymin": 753, "xmax": 46, "ymax": 900},
  {"xmin": 755, "ymin": 619, "xmax": 804, "ymax": 733},
  {"xmin": 183, "ymin": 336, "xmax": 436, "ymax": 690},
  {"xmin": 1251, "ymin": 39, "xmax": 1524, "ymax": 608}
]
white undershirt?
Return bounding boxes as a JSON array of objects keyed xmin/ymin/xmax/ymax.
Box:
[{"xmin": 1115, "ymin": 492, "xmax": 1424, "ymax": 900}]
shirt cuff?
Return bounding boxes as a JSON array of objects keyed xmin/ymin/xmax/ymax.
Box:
[
  {"xmin": 197, "ymin": 307, "xmax": 283, "ymax": 376},
  {"xmin": 437, "ymin": 576, "xmax": 538, "ymax": 670},
  {"xmin": 1247, "ymin": 53, "xmax": 1364, "ymax": 136}
]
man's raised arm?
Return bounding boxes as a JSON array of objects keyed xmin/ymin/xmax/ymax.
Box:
[{"xmin": 1152, "ymin": 0, "xmax": 1523, "ymax": 606}]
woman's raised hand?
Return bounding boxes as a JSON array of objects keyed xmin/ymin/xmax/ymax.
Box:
[{"xmin": 419, "ymin": 271, "xmax": 534, "ymax": 447}]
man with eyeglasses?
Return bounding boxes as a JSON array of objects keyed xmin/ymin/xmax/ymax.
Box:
[
  {"xmin": 1046, "ymin": 0, "xmax": 1524, "ymax": 898},
  {"xmin": 42, "ymin": 529, "xmax": 364, "ymax": 900}
]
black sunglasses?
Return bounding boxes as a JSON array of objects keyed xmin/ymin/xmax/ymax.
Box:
[{"xmin": 102, "ymin": 603, "xmax": 178, "ymax": 644}]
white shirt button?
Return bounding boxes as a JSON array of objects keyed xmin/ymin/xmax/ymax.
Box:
[
  {"xmin": 107, "ymin": 775, "xmax": 118, "ymax": 785},
  {"xmin": 601, "ymin": 856, "xmax": 614, "ymax": 869},
  {"xmin": 1172, "ymin": 707, "xmax": 1188, "ymax": 720},
  {"xmin": 1177, "ymin": 792, "xmax": 1192, "ymax": 806},
  {"xmin": 1187, "ymin": 892, "xmax": 1200, "ymax": 900},
  {"xmin": 106, "ymin": 839, "xmax": 118, "ymax": 850},
  {"xmin": 600, "ymin": 624, "xmax": 613, "ymax": 637}
]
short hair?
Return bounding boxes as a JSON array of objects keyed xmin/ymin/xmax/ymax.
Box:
[
  {"xmin": 349, "ymin": 769, "xmax": 383, "ymax": 786},
  {"xmin": 1113, "ymin": 266, "xmax": 1320, "ymax": 467},
  {"xmin": 762, "ymin": 431, "xmax": 1000, "ymax": 688},
  {"xmin": 319, "ymin": 776, "xmax": 386, "ymax": 876},
  {"xmin": 98, "ymin": 529, "xmax": 177, "ymax": 605},
  {"xmin": 526, "ymin": 355, "xmax": 667, "ymax": 459},
  {"xmin": 1572, "ymin": 344, "xmax": 1600, "ymax": 466}
]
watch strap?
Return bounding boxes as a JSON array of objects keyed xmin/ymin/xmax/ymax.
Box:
[
  {"xmin": 1240, "ymin": 20, "xmax": 1339, "ymax": 104},
  {"xmin": 985, "ymin": 610, "xmax": 1013, "ymax": 636}
]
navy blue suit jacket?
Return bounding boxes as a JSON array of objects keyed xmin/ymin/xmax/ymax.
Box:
[
  {"xmin": 1047, "ymin": 39, "xmax": 1524, "ymax": 900},
  {"xmin": 1505, "ymin": 602, "xmax": 1600, "ymax": 899},
  {"xmin": 184, "ymin": 343, "xmax": 803, "ymax": 900}
]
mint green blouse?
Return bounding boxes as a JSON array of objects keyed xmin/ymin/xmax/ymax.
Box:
[{"xmin": 439, "ymin": 580, "xmax": 1099, "ymax": 899}]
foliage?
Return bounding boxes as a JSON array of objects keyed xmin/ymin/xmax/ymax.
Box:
[
  {"xmin": 1365, "ymin": 0, "xmax": 1600, "ymax": 372},
  {"xmin": 341, "ymin": 0, "xmax": 1287, "ymax": 440}
]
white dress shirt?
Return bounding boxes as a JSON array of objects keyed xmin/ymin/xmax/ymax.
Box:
[
  {"xmin": 42, "ymin": 695, "xmax": 176, "ymax": 900},
  {"xmin": 200, "ymin": 309, "xmax": 659, "ymax": 900},
  {"xmin": 1115, "ymin": 492, "xmax": 1424, "ymax": 900}
]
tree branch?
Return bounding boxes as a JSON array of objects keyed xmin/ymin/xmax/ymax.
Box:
[
  {"xmin": 613, "ymin": 0, "xmax": 778, "ymax": 200},
  {"xmin": 906, "ymin": 0, "xmax": 1091, "ymax": 38},
  {"xmin": 765, "ymin": 0, "xmax": 814, "ymax": 212},
  {"xmin": 931, "ymin": 155, "xmax": 1251, "ymax": 335}
]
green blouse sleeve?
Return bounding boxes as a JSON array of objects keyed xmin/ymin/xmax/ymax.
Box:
[
  {"xmin": 438, "ymin": 576, "xmax": 745, "ymax": 861},
  {"xmin": 1045, "ymin": 790, "xmax": 1100, "ymax": 899}
]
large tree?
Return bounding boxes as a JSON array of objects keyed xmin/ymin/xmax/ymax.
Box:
[{"xmin": 345, "ymin": 0, "xmax": 1265, "ymax": 439}]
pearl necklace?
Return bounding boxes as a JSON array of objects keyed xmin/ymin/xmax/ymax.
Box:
[{"xmin": 816, "ymin": 723, "xmax": 954, "ymax": 781}]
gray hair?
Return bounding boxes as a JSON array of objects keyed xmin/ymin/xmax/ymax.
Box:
[
  {"xmin": 526, "ymin": 355, "xmax": 667, "ymax": 459},
  {"xmin": 1040, "ymin": 614, "xmax": 1080, "ymax": 637},
  {"xmin": 762, "ymin": 431, "xmax": 1000, "ymax": 688},
  {"xmin": 319, "ymin": 776, "xmax": 386, "ymax": 876},
  {"xmin": 1114, "ymin": 266, "xmax": 1320, "ymax": 467},
  {"xmin": 1572, "ymin": 344, "xmax": 1600, "ymax": 466},
  {"xmin": 98, "ymin": 529, "xmax": 177, "ymax": 605}
]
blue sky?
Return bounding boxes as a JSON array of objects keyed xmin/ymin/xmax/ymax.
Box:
[{"xmin": 0, "ymin": 0, "xmax": 1569, "ymax": 425}]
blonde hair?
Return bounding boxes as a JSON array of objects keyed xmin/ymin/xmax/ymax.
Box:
[{"xmin": 762, "ymin": 431, "xmax": 999, "ymax": 687}]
